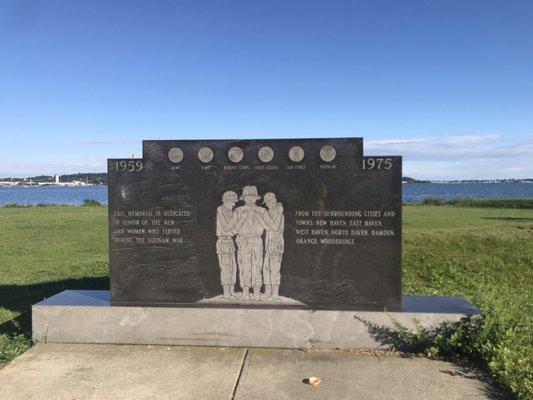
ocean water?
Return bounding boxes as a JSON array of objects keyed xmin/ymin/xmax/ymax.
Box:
[
  {"xmin": 0, "ymin": 183, "xmax": 532, "ymax": 206},
  {"xmin": 0, "ymin": 186, "xmax": 108, "ymax": 206},
  {"xmin": 402, "ymin": 182, "xmax": 533, "ymax": 204}
]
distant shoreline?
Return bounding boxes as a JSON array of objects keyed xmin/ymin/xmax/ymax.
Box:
[
  {"xmin": 2, "ymin": 198, "xmax": 532, "ymax": 209},
  {"xmin": 401, "ymin": 178, "xmax": 533, "ymax": 184},
  {"xmin": 403, "ymin": 181, "xmax": 533, "ymax": 184},
  {"xmin": 3, "ymin": 182, "xmax": 533, "ymax": 188},
  {"xmin": 0, "ymin": 184, "xmax": 104, "ymax": 188},
  {"xmin": 1, "ymin": 175, "xmax": 532, "ymax": 187},
  {"xmin": 1, "ymin": 183, "xmax": 532, "ymax": 206}
]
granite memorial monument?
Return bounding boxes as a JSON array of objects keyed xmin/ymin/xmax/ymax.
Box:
[
  {"xmin": 32, "ymin": 137, "xmax": 480, "ymax": 349},
  {"xmin": 108, "ymin": 138, "xmax": 402, "ymax": 310}
]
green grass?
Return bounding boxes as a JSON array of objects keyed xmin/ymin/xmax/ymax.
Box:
[
  {"xmin": 402, "ymin": 206, "xmax": 532, "ymax": 398},
  {"xmin": 0, "ymin": 206, "xmax": 108, "ymax": 363},
  {"xmin": 0, "ymin": 205, "xmax": 532, "ymax": 398},
  {"xmin": 417, "ymin": 198, "xmax": 533, "ymax": 209}
]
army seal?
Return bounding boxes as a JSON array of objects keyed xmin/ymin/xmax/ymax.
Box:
[{"xmin": 168, "ymin": 147, "xmax": 184, "ymax": 163}]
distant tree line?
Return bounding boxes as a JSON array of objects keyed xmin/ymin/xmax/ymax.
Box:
[
  {"xmin": 402, "ymin": 176, "xmax": 430, "ymax": 183},
  {"xmin": 1, "ymin": 173, "xmax": 107, "ymax": 185},
  {"xmin": 60, "ymin": 173, "xmax": 107, "ymax": 185}
]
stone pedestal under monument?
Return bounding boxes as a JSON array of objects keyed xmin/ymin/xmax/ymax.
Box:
[{"xmin": 32, "ymin": 290, "xmax": 479, "ymax": 349}]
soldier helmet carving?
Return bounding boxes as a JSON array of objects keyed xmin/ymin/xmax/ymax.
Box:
[
  {"xmin": 240, "ymin": 185, "xmax": 260, "ymax": 200},
  {"xmin": 262, "ymin": 192, "xmax": 277, "ymax": 204},
  {"xmin": 222, "ymin": 191, "xmax": 238, "ymax": 202}
]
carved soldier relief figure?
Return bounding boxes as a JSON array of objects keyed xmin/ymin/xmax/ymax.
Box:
[
  {"xmin": 235, "ymin": 186, "xmax": 266, "ymax": 300},
  {"xmin": 200, "ymin": 185, "xmax": 299, "ymax": 305},
  {"xmin": 215, "ymin": 191, "xmax": 240, "ymax": 299},
  {"xmin": 262, "ymin": 193, "xmax": 284, "ymax": 299}
]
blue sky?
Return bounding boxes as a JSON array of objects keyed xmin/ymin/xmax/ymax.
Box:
[{"xmin": 1, "ymin": 0, "xmax": 532, "ymax": 179}]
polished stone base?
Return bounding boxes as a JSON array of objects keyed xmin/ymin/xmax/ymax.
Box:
[{"xmin": 32, "ymin": 291, "xmax": 480, "ymax": 349}]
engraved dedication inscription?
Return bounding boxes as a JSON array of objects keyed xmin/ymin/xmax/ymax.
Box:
[{"xmin": 108, "ymin": 138, "xmax": 402, "ymax": 310}]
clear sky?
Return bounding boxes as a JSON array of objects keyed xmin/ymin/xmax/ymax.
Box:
[{"xmin": 1, "ymin": 0, "xmax": 532, "ymax": 179}]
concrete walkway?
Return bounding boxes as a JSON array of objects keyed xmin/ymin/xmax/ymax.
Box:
[{"xmin": 0, "ymin": 343, "xmax": 509, "ymax": 400}]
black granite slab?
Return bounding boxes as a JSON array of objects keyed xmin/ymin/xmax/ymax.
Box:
[{"xmin": 108, "ymin": 138, "xmax": 402, "ymax": 310}]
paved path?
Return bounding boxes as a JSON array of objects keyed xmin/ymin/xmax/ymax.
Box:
[{"xmin": 0, "ymin": 343, "xmax": 509, "ymax": 399}]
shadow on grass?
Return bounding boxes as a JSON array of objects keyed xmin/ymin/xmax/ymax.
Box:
[
  {"xmin": 353, "ymin": 315, "xmax": 512, "ymax": 400},
  {"xmin": 0, "ymin": 277, "xmax": 109, "ymax": 336}
]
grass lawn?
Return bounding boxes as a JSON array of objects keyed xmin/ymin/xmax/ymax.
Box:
[{"xmin": 0, "ymin": 205, "xmax": 532, "ymax": 398}]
